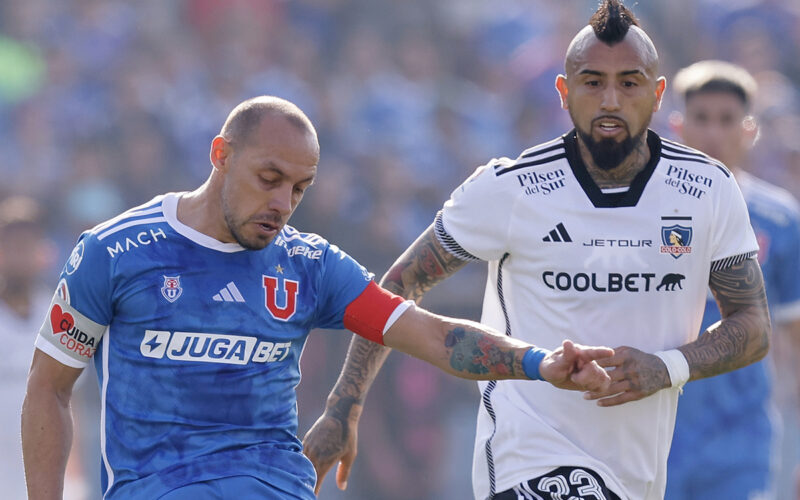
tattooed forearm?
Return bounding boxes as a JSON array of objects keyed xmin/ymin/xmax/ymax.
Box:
[
  {"xmin": 679, "ymin": 258, "xmax": 770, "ymax": 380},
  {"xmin": 381, "ymin": 225, "xmax": 469, "ymax": 302},
  {"xmin": 443, "ymin": 326, "xmax": 524, "ymax": 379},
  {"xmin": 326, "ymin": 225, "xmax": 470, "ymax": 414}
]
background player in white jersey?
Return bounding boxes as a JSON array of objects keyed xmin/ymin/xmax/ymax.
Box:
[
  {"xmin": 21, "ymin": 96, "xmax": 614, "ymax": 500},
  {"xmin": 0, "ymin": 197, "xmax": 55, "ymax": 499},
  {"xmin": 666, "ymin": 60, "xmax": 800, "ymax": 500},
  {"xmin": 303, "ymin": 1, "xmax": 772, "ymax": 499}
]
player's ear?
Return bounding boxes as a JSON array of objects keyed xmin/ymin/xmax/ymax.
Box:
[
  {"xmin": 668, "ymin": 111, "xmax": 685, "ymax": 140},
  {"xmin": 555, "ymin": 75, "xmax": 569, "ymax": 110},
  {"xmin": 210, "ymin": 136, "xmax": 232, "ymax": 173},
  {"xmin": 743, "ymin": 115, "xmax": 758, "ymax": 148},
  {"xmin": 653, "ymin": 77, "xmax": 666, "ymax": 112}
]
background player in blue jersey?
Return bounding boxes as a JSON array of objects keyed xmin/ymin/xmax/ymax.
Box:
[
  {"xmin": 666, "ymin": 60, "xmax": 800, "ymax": 499},
  {"xmin": 21, "ymin": 96, "xmax": 615, "ymax": 500}
]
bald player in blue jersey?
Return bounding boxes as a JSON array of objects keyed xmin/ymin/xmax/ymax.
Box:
[
  {"xmin": 21, "ymin": 96, "xmax": 615, "ymax": 500},
  {"xmin": 666, "ymin": 61, "xmax": 800, "ymax": 499}
]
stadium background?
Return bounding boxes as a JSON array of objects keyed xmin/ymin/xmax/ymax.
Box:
[{"xmin": 1, "ymin": 0, "xmax": 799, "ymax": 498}]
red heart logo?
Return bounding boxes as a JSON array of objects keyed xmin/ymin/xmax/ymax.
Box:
[{"xmin": 50, "ymin": 304, "xmax": 75, "ymax": 334}]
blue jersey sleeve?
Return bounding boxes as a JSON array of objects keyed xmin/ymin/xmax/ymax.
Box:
[
  {"xmin": 772, "ymin": 213, "xmax": 800, "ymax": 321},
  {"xmin": 313, "ymin": 243, "xmax": 373, "ymax": 330},
  {"xmin": 35, "ymin": 231, "xmax": 113, "ymax": 367}
]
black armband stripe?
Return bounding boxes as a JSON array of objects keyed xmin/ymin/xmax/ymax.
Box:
[
  {"xmin": 710, "ymin": 251, "xmax": 758, "ymax": 272},
  {"xmin": 433, "ymin": 211, "xmax": 481, "ymax": 262}
]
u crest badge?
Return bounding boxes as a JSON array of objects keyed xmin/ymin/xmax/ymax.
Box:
[
  {"xmin": 161, "ymin": 276, "xmax": 183, "ymax": 303},
  {"xmin": 263, "ymin": 275, "xmax": 299, "ymax": 321}
]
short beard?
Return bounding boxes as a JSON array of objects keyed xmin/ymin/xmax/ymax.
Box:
[
  {"xmin": 221, "ymin": 194, "xmax": 272, "ymax": 250},
  {"xmin": 575, "ymin": 122, "xmax": 646, "ymax": 171}
]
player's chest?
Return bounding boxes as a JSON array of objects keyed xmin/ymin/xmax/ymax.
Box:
[
  {"xmin": 509, "ymin": 186, "xmax": 713, "ymax": 283},
  {"xmin": 112, "ymin": 250, "xmax": 318, "ymax": 339}
]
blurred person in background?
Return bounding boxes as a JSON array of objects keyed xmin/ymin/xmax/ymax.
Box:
[
  {"xmin": 666, "ymin": 60, "xmax": 800, "ymax": 500},
  {"xmin": 304, "ymin": 2, "xmax": 772, "ymax": 498},
  {"xmin": 0, "ymin": 196, "xmax": 55, "ymax": 499},
  {"xmin": 21, "ymin": 95, "xmax": 613, "ymax": 500}
]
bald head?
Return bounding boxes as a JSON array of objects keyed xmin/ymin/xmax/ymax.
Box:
[
  {"xmin": 220, "ymin": 96, "xmax": 318, "ymax": 152},
  {"xmin": 565, "ymin": 0, "xmax": 659, "ymax": 77}
]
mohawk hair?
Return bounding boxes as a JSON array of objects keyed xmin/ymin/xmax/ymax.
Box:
[{"xmin": 589, "ymin": 0, "xmax": 640, "ymax": 44}]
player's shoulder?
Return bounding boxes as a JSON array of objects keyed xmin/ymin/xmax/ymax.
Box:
[
  {"xmin": 69, "ymin": 195, "xmax": 169, "ymax": 266},
  {"xmin": 740, "ymin": 171, "xmax": 800, "ymax": 226},
  {"xmin": 84, "ymin": 194, "xmax": 169, "ymax": 243},
  {"xmin": 492, "ymin": 135, "xmax": 569, "ymax": 178},
  {"xmin": 272, "ymin": 225, "xmax": 330, "ymax": 262},
  {"xmin": 658, "ymin": 138, "xmax": 734, "ymax": 181},
  {"xmin": 274, "ymin": 225, "xmax": 370, "ymax": 280}
]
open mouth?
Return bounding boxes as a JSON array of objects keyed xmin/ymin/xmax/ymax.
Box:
[
  {"xmin": 595, "ymin": 118, "xmax": 626, "ymax": 134},
  {"xmin": 255, "ymin": 221, "xmax": 280, "ymax": 236}
]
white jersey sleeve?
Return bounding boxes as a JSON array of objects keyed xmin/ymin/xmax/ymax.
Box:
[
  {"xmin": 710, "ymin": 173, "xmax": 759, "ymax": 271},
  {"xmin": 436, "ymin": 159, "xmax": 518, "ymax": 262}
]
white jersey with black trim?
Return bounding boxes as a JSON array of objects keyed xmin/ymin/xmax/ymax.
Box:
[{"xmin": 435, "ymin": 130, "xmax": 758, "ymax": 500}]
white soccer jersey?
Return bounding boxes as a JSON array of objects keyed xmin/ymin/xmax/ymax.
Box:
[
  {"xmin": 435, "ymin": 130, "xmax": 758, "ymax": 500},
  {"xmin": 0, "ymin": 290, "xmax": 52, "ymax": 500}
]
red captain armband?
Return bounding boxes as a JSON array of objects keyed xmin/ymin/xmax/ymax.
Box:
[{"xmin": 343, "ymin": 281, "xmax": 408, "ymax": 345}]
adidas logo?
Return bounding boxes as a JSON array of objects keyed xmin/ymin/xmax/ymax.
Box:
[
  {"xmin": 213, "ymin": 281, "xmax": 245, "ymax": 303},
  {"xmin": 542, "ymin": 223, "xmax": 572, "ymax": 242}
]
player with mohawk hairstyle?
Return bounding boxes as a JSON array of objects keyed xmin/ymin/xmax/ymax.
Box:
[{"xmin": 304, "ymin": 1, "xmax": 771, "ymax": 499}]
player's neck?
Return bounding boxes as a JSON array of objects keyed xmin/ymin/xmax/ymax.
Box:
[
  {"xmin": 578, "ymin": 135, "xmax": 651, "ymax": 190},
  {"xmin": 176, "ymin": 182, "xmax": 235, "ymax": 244}
]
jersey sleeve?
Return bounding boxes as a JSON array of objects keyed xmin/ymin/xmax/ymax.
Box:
[
  {"xmin": 710, "ymin": 175, "xmax": 759, "ymax": 271},
  {"xmin": 35, "ymin": 232, "xmax": 112, "ymax": 368},
  {"xmin": 313, "ymin": 243, "xmax": 375, "ymax": 330},
  {"xmin": 436, "ymin": 158, "xmax": 518, "ymax": 262}
]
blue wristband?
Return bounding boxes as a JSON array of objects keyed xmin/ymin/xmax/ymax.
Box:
[{"xmin": 522, "ymin": 347, "xmax": 550, "ymax": 381}]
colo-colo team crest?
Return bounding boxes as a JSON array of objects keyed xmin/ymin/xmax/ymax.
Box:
[
  {"xmin": 161, "ymin": 275, "xmax": 183, "ymax": 302},
  {"xmin": 660, "ymin": 216, "xmax": 692, "ymax": 259}
]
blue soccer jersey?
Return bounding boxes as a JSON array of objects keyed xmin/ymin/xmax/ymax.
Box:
[
  {"xmin": 36, "ymin": 193, "xmax": 373, "ymax": 499},
  {"xmin": 667, "ymin": 171, "xmax": 800, "ymax": 496}
]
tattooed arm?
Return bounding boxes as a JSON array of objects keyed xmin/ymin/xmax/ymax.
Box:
[
  {"xmin": 302, "ymin": 225, "xmax": 469, "ymax": 492},
  {"xmin": 681, "ymin": 257, "xmax": 770, "ymax": 379},
  {"xmin": 382, "ymin": 304, "xmax": 613, "ymax": 386},
  {"xmin": 585, "ymin": 258, "xmax": 771, "ymax": 407}
]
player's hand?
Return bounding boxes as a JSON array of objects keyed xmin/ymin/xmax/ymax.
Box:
[
  {"xmin": 302, "ymin": 408, "xmax": 360, "ymax": 494},
  {"xmin": 539, "ymin": 339, "xmax": 614, "ymax": 392},
  {"xmin": 582, "ymin": 345, "xmax": 671, "ymax": 406}
]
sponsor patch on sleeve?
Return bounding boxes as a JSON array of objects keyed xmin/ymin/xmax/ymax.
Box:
[{"xmin": 35, "ymin": 293, "xmax": 107, "ymax": 368}]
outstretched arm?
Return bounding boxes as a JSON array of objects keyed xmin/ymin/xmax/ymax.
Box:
[
  {"xmin": 383, "ymin": 303, "xmax": 613, "ymax": 388},
  {"xmin": 302, "ymin": 225, "xmax": 469, "ymax": 492},
  {"xmin": 586, "ymin": 258, "xmax": 771, "ymax": 406}
]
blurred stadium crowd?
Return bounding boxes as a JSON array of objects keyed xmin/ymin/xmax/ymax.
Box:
[{"xmin": 1, "ymin": 0, "xmax": 799, "ymax": 498}]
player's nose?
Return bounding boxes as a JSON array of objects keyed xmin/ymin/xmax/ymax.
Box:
[
  {"xmin": 600, "ymin": 87, "xmax": 621, "ymax": 111},
  {"xmin": 267, "ymin": 184, "xmax": 294, "ymax": 216}
]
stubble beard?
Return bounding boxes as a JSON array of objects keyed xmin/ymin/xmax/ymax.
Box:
[{"xmin": 221, "ymin": 194, "xmax": 271, "ymax": 251}]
